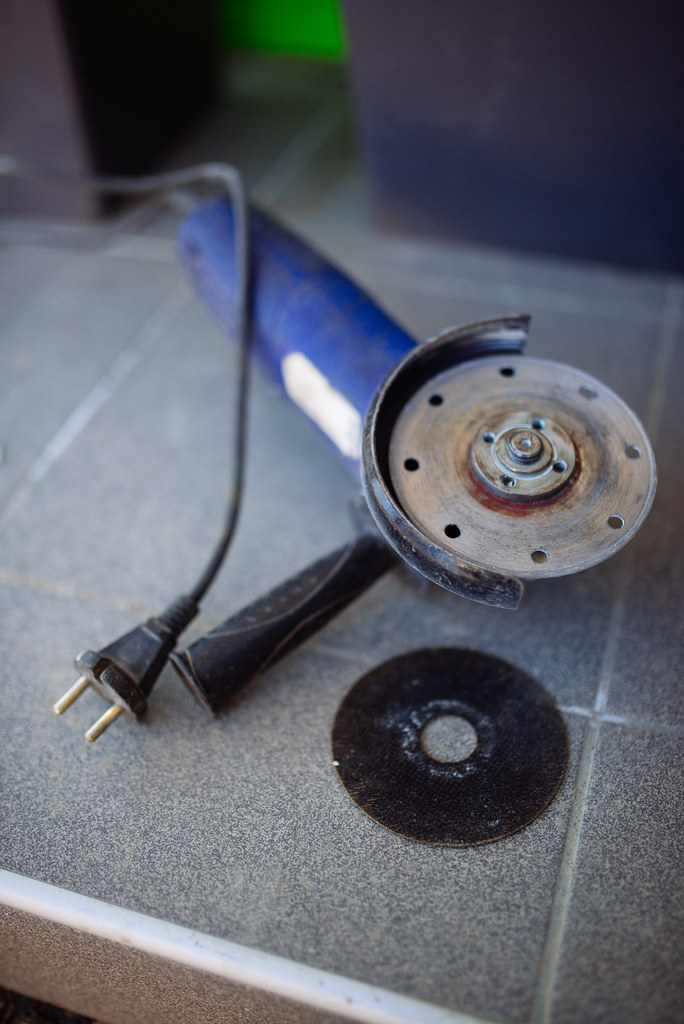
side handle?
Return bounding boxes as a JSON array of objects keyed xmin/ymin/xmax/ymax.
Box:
[{"xmin": 170, "ymin": 534, "xmax": 396, "ymax": 714}]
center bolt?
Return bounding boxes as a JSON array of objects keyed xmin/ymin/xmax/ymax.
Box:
[
  {"xmin": 506, "ymin": 429, "xmax": 544, "ymax": 464},
  {"xmin": 471, "ymin": 413, "xmax": 575, "ymax": 501}
]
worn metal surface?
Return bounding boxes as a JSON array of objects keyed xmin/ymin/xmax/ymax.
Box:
[
  {"xmin": 363, "ymin": 317, "xmax": 529, "ymax": 608},
  {"xmin": 387, "ymin": 355, "xmax": 656, "ymax": 579}
]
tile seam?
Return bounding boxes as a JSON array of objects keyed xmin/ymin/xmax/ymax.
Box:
[
  {"xmin": 104, "ymin": 235, "xmax": 177, "ymax": 264},
  {"xmin": 528, "ymin": 277, "xmax": 682, "ymax": 1022},
  {"xmin": 643, "ymin": 277, "xmax": 684, "ymax": 442},
  {"xmin": 530, "ymin": 552, "xmax": 630, "ymax": 1022},
  {"xmin": 306, "ymin": 640, "xmax": 378, "ymax": 666},
  {"xmin": 365, "ymin": 264, "xmax": 665, "ymax": 324},
  {"xmin": 528, "ymin": 716, "xmax": 601, "ymax": 1024},
  {"xmin": 251, "ymin": 99, "xmax": 348, "ymax": 208},
  {"xmin": 0, "ymin": 565, "xmax": 149, "ymax": 613},
  {"xmin": 596, "ymin": 712, "xmax": 684, "ymax": 736},
  {"xmin": 0, "ymin": 280, "xmax": 192, "ymax": 528},
  {"xmin": 559, "ymin": 703, "xmax": 684, "ymax": 737}
]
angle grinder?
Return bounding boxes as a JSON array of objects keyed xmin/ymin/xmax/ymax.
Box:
[
  {"xmin": 169, "ymin": 200, "xmax": 656, "ymax": 713},
  {"xmin": 21, "ymin": 155, "xmax": 652, "ymax": 819}
]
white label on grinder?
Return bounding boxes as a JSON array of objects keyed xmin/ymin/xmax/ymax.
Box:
[{"xmin": 282, "ymin": 351, "xmax": 361, "ymax": 460}]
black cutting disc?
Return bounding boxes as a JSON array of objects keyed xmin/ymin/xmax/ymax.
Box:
[{"xmin": 331, "ymin": 648, "xmax": 568, "ymax": 846}]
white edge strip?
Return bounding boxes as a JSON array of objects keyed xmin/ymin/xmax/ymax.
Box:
[
  {"xmin": 0, "ymin": 869, "xmax": 486, "ymax": 1024},
  {"xmin": 282, "ymin": 351, "xmax": 362, "ymax": 461}
]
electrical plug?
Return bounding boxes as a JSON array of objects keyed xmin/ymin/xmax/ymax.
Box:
[
  {"xmin": 53, "ymin": 595, "xmax": 198, "ymax": 741},
  {"xmin": 0, "ymin": 159, "xmax": 252, "ymax": 745}
]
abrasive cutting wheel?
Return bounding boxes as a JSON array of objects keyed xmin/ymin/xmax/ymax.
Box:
[{"xmin": 363, "ymin": 330, "xmax": 656, "ymax": 608}]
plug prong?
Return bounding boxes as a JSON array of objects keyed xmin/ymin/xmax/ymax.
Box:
[
  {"xmin": 85, "ymin": 704, "xmax": 123, "ymax": 742},
  {"xmin": 53, "ymin": 675, "xmax": 90, "ymax": 715}
]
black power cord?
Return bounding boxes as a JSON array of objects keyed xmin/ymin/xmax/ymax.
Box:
[{"xmin": 0, "ymin": 157, "xmax": 251, "ymax": 741}]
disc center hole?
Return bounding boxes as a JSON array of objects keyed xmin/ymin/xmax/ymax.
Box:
[{"xmin": 421, "ymin": 714, "xmax": 478, "ymax": 763}]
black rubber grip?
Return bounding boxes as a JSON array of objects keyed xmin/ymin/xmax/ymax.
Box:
[{"xmin": 170, "ymin": 534, "xmax": 396, "ymax": 713}]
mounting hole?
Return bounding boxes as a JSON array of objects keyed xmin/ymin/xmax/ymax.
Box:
[
  {"xmin": 608, "ymin": 515, "xmax": 624, "ymax": 529},
  {"xmin": 501, "ymin": 475, "xmax": 516, "ymax": 487},
  {"xmin": 421, "ymin": 714, "xmax": 478, "ymax": 763},
  {"xmin": 531, "ymin": 549, "xmax": 548, "ymax": 563},
  {"xmin": 444, "ymin": 523, "xmax": 461, "ymax": 538},
  {"xmin": 500, "ymin": 366, "xmax": 516, "ymax": 377},
  {"xmin": 579, "ymin": 384, "xmax": 598, "ymax": 400},
  {"xmin": 429, "ymin": 394, "xmax": 444, "ymax": 406},
  {"xmin": 625, "ymin": 444, "xmax": 641, "ymax": 459},
  {"xmin": 404, "ymin": 458, "xmax": 420, "ymax": 471},
  {"xmin": 553, "ymin": 460, "xmax": 567, "ymax": 473},
  {"xmin": 531, "ymin": 418, "xmax": 545, "ymax": 430},
  {"xmin": 482, "ymin": 432, "xmax": 495, "ymax": 444}
]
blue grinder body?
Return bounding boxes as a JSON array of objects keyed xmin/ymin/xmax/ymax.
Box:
[{"xmin": 177, "ymin": 198, "xmax": 417, "ymax": 475}]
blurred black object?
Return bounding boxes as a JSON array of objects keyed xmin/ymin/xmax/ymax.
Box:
[
  {"xmin": 343, "ymin": 0, "xmax": 684, "ymax": 271},
  {"xmin": 0, "ymin": 0, "xmax": 218, "ymax": 218},
  {"xmin": 0, "ymin": 985, "xmax": 93, "ymax": 1024}
]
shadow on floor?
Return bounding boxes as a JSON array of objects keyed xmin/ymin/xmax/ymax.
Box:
[{"xmin": 0, "ymin": 988, "xmax": 94, "ymax": 1024}]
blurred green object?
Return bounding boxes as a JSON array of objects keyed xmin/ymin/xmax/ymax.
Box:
[{"xmin": 220, "ymin": 0, "xmax": 346, "ymax": 59}]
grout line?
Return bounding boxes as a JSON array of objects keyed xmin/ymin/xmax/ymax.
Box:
[
  {"xmin": 643, "ymin": 278, "xmax": 683, "ymax": 442},
  {"xmin": 0, "ymin": 281, "xmax": 192, "ymax": 527},
  {"xmin": 558, "ymin": 705, "xmax": 595, "ymax": 719},
  {"xmin": 529, "ymin": 278, "xmax": 682, "ymax": 1023},
  {"xmin": 559, "ymin": 703, "xmax": 684, "ymax": 737},
  {"xmin": 106, "ymin": 99, "xmax": 348, "ymax": 262},
  {"xmin": 530, "ymin": 574, "xmax": 628, "ymax": 1023},
  {"xmin": 366, "ymin": 263, "xmax": 666, "ymax": 324},
  {"xmin": 104, "ymin": 234, "xmax": 177, "ymax": 264},
  {"xmin": 529, "ymin": 716, "xmax": 600, "ymax": 1024},
  {"xmin": 306, "ymin": 640, "xmax": 378, "ymax": 666},
  {"xmin": 592, "ymin": 583, "xmax": 628, "ymax": 715},
  {"xmin": 251, "ymin": 99, "xmax": 347, "ymax": 208},
  {"xmin": 597, "ymin": 712, "xmax": 684, "ymax": 736},
  {"xmin": 0, "ymin": 566, "xmax": 149, "ymax": 615}
]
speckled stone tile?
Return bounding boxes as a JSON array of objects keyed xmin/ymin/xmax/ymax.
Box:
[
  {"xmin": 605, "ymin": 295, "xmax": 684, "ymax": 729},
  {"xmin": 1, "ymin": 53, "xmax": 681, "ymax": 1024},
  {"xmin": 0, "ymin": 295, "xmax": 356, "ymax": 613},
  {"xmin": 0, "ymin": 247, "xmax": 177, "ymax": 505},
  {"xmin": 316, "ymin": 557, "xmax": 620, "ymax": 713},
  {"xmin": 549, "ymin": 724, "xmax": 684, "ymax": 1024},
  {"xmin": 1, "ymin": 909, "xmax": 357, "ymax": 1024},
  {"xmin": 0, "ymin": 563, "xmax": 586, "ymax": 1022}
]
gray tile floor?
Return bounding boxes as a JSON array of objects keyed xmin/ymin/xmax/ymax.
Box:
[{"xmin": 0, "ymin": 58, "xmax": 682, "ymax": 1024}]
